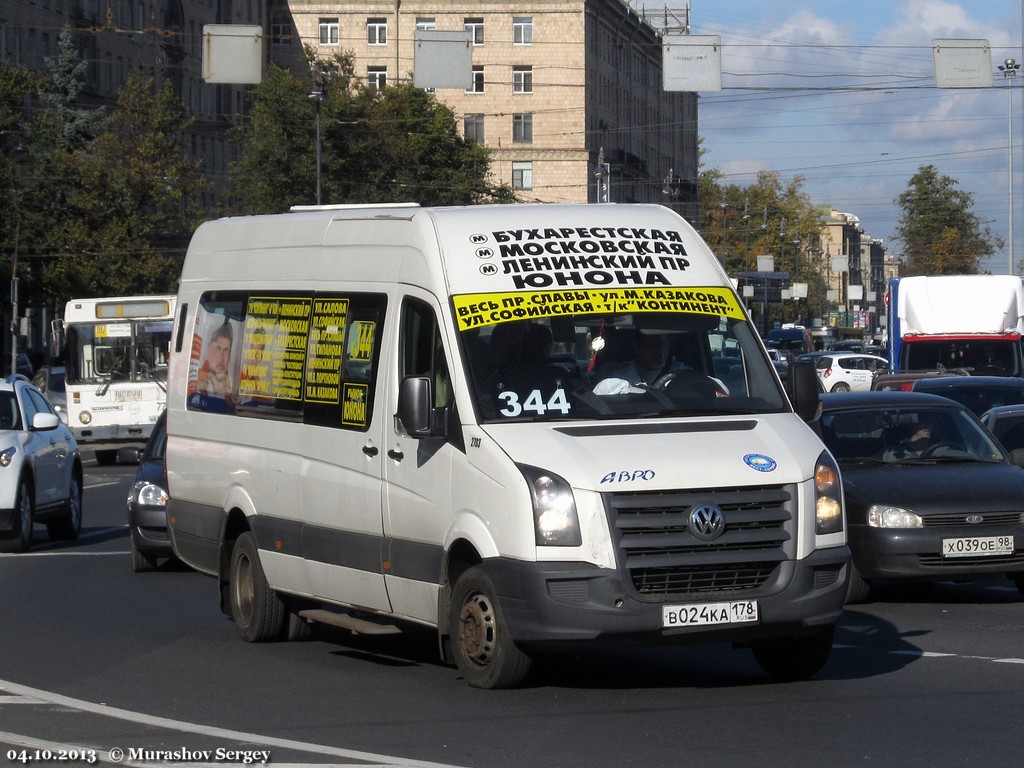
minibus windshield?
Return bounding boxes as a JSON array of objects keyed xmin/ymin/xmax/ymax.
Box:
[{"xmin": 458, "ymin": 305, "xmax": 789, "ymax": 423}]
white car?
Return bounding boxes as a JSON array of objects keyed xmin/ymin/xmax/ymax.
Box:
[
  {"xmin": 814, "ymin": 352, "xmax": 888, "ymax": 393},
  {"xmin": 0, "ymin": 374, "xmax": 83, "ymax": 552}
]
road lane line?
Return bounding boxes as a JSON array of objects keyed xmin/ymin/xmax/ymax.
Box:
[{"xmin": 0, "ymin": 679, "xmax": 468, "ymax": 768}]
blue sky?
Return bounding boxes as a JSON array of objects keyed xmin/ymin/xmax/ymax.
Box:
[{"xmin": 689, "ymin": 0, "xmax": 1023, "ymax": 274}]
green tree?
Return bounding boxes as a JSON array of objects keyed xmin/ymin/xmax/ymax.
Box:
[
  {"xmin": 230, "ymin": 55, "xmax": 515, "ymax": 213},
  {"xmin": 228, "ymin": 62, "xmax": 325, "ymax": 213},
  {"xmin": 42, "ymin": 74, "xmax": 204, "ymax": 299},
  {"xmin": 894, "ymin": 164, "xmax": 1000, "ymax": 275}
]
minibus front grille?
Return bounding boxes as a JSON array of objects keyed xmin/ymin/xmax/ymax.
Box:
[{"xmin": 605, "ymin": 486, "xmax": 794, "ymax": 597}]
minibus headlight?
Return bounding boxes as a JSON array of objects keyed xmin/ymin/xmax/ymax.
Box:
[
  {"xmin": 519, "ymin": 464, "xmax": 581, "ymax": 547},
  {"xmin": 867, "ymin": 505, "xmax": 922, "ymax": 529},
  {"xmin": 814, "ymin": 451, "xmax": 844, "ymax": 535}
]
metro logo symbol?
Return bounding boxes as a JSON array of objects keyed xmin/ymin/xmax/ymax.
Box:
[
  {"xmin": 476, "ymin": 247, "xmax": 494, "ymax": 259},
  {"xmin": 470, "ymin": 233, "xmax": 488, "ymax": 244}
]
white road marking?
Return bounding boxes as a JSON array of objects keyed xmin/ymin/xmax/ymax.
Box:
[{"xmin": 0, "ymin": 679, "xmax": 468, "ymax": 768}]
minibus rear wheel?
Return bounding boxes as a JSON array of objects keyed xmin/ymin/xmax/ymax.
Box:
[
  {"xmin": 229, "ymin": 532, "xmax": 287, "ymax": 642},
  {"xmin": 449, "ymin": 566, "xmax": 532, "ymax": 689}
]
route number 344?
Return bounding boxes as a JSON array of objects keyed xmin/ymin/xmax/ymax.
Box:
[{"xmin": 498, "ymin": 388, "xmax": 571, "ymax": 417}]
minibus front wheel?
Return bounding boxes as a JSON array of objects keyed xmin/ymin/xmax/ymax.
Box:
[
  {"xmin": 449, "ymin": 566, "xmax": 532, "ymax": 689},
  {"xmin": 229, "ymin": 531, "xmax": 287, "ymax": 642}
]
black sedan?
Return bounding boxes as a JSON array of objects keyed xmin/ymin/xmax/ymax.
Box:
[
  {"xmin": 816, "ymin": 391, "xmax": 1024, "ymax": 602},
  {"xmin": 912, "ymin": 374, "xmax": 1024, "ymax": 416},
  {"xmin": 118, "ymin": 410, "xmax": 173, "ymax": 572}
]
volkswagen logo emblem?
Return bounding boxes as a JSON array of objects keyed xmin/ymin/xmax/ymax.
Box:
[{"xmin": 689, "ymin": 504, "xmax": 725, "ymax": 540}]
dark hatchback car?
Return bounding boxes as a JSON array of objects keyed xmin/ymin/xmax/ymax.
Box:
[
  {"xmin": 912, "ymin": 375, "xmax": 1024, "ymax": 416},
  {"xmin": 817, "ymin": 391, "xmax": 1024, "ymax": 602},
  {"xmin": 118, "ymin": 410, "xmax": 173, "ymax": 572}
]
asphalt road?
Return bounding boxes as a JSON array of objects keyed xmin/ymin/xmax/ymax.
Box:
[{"xmin": 1, "ymin": 460, "xmax": 1023, "ymax": 768}]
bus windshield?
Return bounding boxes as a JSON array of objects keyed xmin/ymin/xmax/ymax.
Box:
[
  {"xmin": 65, "ymin": 319, "xmax": 173, "ymax": 386},
  {"xmin": 458, "ymin": 307, "xmax": 788, "ymax": 424}
]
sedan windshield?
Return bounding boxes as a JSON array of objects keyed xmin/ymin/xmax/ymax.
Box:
[
  {"xmin": 821, "ymin": 406, "xmax": 1005, "ymax": 464},
  {"xmin": 457, "ymin": 301, "xmax": 789, "ymax": 423}
]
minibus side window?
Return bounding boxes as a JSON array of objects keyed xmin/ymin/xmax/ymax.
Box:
[{"xmin": 401, "ymin": 298, "xmax": 451, "ymax": 408}]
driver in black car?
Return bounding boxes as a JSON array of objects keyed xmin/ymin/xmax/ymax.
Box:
[{"xmin": 883, "ymin": 414, "xmax": 938, "ymax": 460}]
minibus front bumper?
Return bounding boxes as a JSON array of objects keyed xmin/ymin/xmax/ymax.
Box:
[{"xmin": 483, "ymin": 546, "xmax": 850, "ymax": 649}]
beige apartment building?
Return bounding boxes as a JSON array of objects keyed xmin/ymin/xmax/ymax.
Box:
[{"xmin": 274, "ymin": 0, "xmax": 698, "ymax": 218}]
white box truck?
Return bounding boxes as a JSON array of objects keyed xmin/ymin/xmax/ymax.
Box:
[
  {"xmin": 886, "ymin": 274, "xmax": 1024, "ymax": 375},
  {"xmin": 165, "ymin": 203, "xmax": 849, "ymax": 688}
]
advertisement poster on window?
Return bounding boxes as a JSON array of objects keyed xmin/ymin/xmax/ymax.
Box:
[{"xmin": 187, "ymin": 312, "xmax": 242, "ymax": 414}]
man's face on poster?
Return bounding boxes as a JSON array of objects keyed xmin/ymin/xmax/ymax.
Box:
[{"xmin": 208, "ymin": 335, "xmax": 232, "ymax": 375}]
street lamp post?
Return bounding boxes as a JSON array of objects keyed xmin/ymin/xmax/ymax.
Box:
[
  {"xmin": 308, "ymin": 70, "xmax": 325, "ymax": 206},
  {"xmin": 999, "ymin": 58, "xmax": 1019, "ymax": 275}
]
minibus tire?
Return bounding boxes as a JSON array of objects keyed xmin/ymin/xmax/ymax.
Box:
[
  {"xmin": 750, "ymin": 624, "xmax": 835, "ymax": 681},
  {"xmin": 229, "ymin": 532, "xmax": 287, "ymax": 642},
  {"xmin": 449, "ymin": 566, "xmax": 532, "ymax": 689}
]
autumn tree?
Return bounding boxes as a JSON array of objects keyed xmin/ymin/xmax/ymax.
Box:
[{"xmin": 894, "ymin": 164, "xmax": 1000, "ymax": 275}]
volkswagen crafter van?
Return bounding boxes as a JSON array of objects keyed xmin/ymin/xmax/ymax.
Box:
[{"xmin": 165, "ymin": 203, "xmax": 849, "ymax": 688}]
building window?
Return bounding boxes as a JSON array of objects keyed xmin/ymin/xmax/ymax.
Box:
[
  {"xmin": 513, "ymin": 66, "xmax": 533, "ymax": 93},
  {"xmin": 512, "ymin": 114, "xmax": 533, "ymax": 143},
  {"xmin": 466, "ymin": 65, "xmax": 484, "ymax": 94},
  {"xmin": 464, "ymin": 17, "xmax": 484, "ymax": 46},
  {"xmin": 416, "ymin": 17, "xmax": 436, "ymax": 31},
  {"xmin": 272, "ymin": 23, "xmax": 289, "ymax": 47},
  {"xmin": 513, "ymin": 17, "xmax": 533, "ymax": 45},
  {"xmin": 464, "ymin": 114, "xmax": 484, "ymax": 143},
  {"xmin": 367, "ymin": 17, "xmax": 387, "ymax": 46},
  {"xmin": 368, "ymin": 66, "xmax": 387, "ymax": 89},
  {"xmin": 319, "ymin": 18, "xmax": 339, "ymax": 46},
  {"xmin": 512, "ymin": 161, "xmax": 533, "ymax": 190}
]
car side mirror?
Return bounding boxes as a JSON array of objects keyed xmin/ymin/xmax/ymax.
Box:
[
  {"xmin": 118, "ymin": 446, "xmax": 142, "ymax": 465},
  {"xmin": 787, "ymin": 361, "xmax": 821, "ymax": 423},
  {"xmin": 397, "ymin": 375, "xmax": 434, "ymax": 438},
  {"xmin": 30, "ymin": 412, "xmax": 60, "ymax": 431}
]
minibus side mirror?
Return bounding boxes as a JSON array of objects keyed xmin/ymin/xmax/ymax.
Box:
[
  {"xmin": 397, "ymin": 375, "xmax": 434, "ymax": 438},
  {"xmin": 787, "ymin": 361, "xmax": 821, "ymax": 423}
]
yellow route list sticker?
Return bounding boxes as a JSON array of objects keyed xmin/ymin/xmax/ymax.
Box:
[{"xmin": 451, "ymin": 287, "xmax": 745, "ymax": 330}]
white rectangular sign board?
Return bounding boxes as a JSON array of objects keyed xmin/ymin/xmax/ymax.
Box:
[
  {"xmin": 203, "ymin": 25, "xmax": 263, "ymax": 84},
  {"xmin": 933, "ymin": 39, "xmax": 993, "ymax": 88},
  {"xmin": 663, "ymin": 35, "xmax": 722, "ymax": 92}
]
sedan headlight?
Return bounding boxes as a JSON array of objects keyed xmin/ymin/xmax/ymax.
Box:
[
  {"xmin": 0, "ymin": 446, "xmax": 17, "ymax": 468},
  {"xmin": 867, "ymin": 504, "xmax": 922, "ymax": 529},
  {"xmin": 814, "ymin": 451, "xmax": 844, "ymax": 535},
  {"xmin": 519, "ymin": 464, "xmax": 581, "ymax": 546},
  {"xmin": 131, "ymin": 480, "xmax": 169, "ymax": 509}
]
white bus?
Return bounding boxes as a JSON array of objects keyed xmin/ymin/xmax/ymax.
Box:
[{"xmin": 60, "ymin": 295, "xmax": 176, "ymax": 464}]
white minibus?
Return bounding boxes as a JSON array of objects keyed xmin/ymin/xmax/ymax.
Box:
[{"xmin": 166, "ymin": 203, "xmax": 849, "ymax": 688}]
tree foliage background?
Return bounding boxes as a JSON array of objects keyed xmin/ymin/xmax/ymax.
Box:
[
  {"xmin": 1, "ymin": 28, "xmax": 203, "ymax": 318},
  {"xmin": 894, "ymin": 164, "xmax": 1001, "ymax": 276},
  {"xmin": 229, "ymin": 53, "xmax": 515, "ymax": 213}
]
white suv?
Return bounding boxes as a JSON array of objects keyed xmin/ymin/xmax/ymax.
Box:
[
  {"xmin": 815, "ymin": 352, "xmax": 889, "ymax": 393},
  {"xmin": 0, "ymin": 374, "xmax": 83, "ymax": 552}
]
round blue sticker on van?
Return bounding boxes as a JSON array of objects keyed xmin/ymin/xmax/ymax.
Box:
[{"xmin": 743, "ymin": 454, "xmax": 777, "ymax": 472}]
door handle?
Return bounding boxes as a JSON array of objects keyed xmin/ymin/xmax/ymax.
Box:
[
  {"xmin": 387, "ymin": 447, "xmax": 404, "ymax": 461},
  {"xmin": 362, "ymin": 444, "xmax": 379, "ymax": 457}
]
